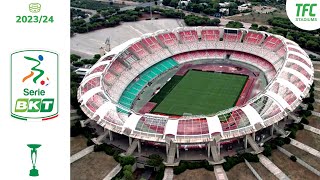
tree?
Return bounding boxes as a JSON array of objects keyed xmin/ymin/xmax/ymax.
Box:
[
  {"xmin": 306, "ymin": 40, "xmax": 319, "ymax": 50},
  {"xmin": 120, "ymin": 156, "xmax": 136, "ymax": 166},
  {"xmin": 72, "ymin": 61, "xmax": 84, "ymax": 67},
  {"xmin": 290, "ymin": 155, "xmax": 297, "ymax": 162},
  {"xmin": 147, "ymin": 154, "xmax": 163, "ymax": 166},
  {"xmin": 71, "ymin": 54, "xmax": 81, "ymax": 63},
  {"xmin": 208, "ymin": 18, "xmax": 220, "ymax": 26},
  {"xmin": 94, "ymin": 54, "xmax": 101, "ymax": 60},
  {"xmin": 250, "ymin": 23, "xmax": 258, "ymax": 30},
  {"xmin": 123, "ymin": 165, "xmax": 134, "ymax": 180},
  {"xmin": 162, "ymin": 0, "xmax": 171, "ymax": 6},
  {"xmin": 258, "ymin": 26, "xmax": 268, "ymax": 31},
  {"xmin": 225, "ymin": 21, "xmax": 244, "ymax": 28}
]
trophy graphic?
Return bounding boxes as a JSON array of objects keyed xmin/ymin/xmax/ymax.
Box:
[{"xmin": 27, "ymin": 144, "xmax": 41, "ymax": 177}]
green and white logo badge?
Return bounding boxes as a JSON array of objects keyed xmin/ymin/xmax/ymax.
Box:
[
  {"xmin": 287, "ymin": 0, "xmax": 320, "ymax": 30},
  {"xmin": 11, "ymin": 50, "xmax": 58, "ymax": 121},
  {"xmin": 29, "ymin": 3, "xmax": 41, "ymax": 13}
]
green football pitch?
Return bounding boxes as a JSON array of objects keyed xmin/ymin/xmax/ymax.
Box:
[{"xmin": 151, "ymin": 70, "xmax": 248, "ymax": 115}]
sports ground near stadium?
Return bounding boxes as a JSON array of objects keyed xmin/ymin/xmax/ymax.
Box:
[{"xmin": 151, "ymin": 70, "xmax": 248, "ymax": 116}]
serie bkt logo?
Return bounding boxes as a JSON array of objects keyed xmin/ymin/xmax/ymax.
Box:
[{"xmin": 11, "ymin": 50, "xmax": 58, "ymax": 121}]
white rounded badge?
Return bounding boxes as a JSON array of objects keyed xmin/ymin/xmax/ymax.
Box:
[{"xmin": 286, "ymin": 0, "xmax": 320, "ymax": 30}]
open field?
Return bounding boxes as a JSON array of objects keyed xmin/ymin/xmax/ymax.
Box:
[
  {"xmin": 268, "ymin": 150, "xmax": 318, "ymax": 179},
  {"xmin": 295, "ymin": 130, "xmax": 320, "ymax": 151},
  {"xmin": 173, "ymin": 168, "xmax": 216, "ymax": 180},
  {"xmin": 313, "ymin": 64, "xmax": 320, "ymax": 69},
  {"xmin": 71, "ymin": 19, "xmax": 183, "ymax": 58},
  {"xmin": 71, "ymin": 152, "xmax": 118, "ymax": 180},
  {"xmin": 308, "ymin": 115, "xmax": 320, "ymax": 129},
  {"xmin": 227, "ymin": 11, "xmax": 287, "ymax": 25},
  {"xmin": 71, "ymin": 135, "xmax": 88, "ymax": 155},
  {"xmin": 283, "ymin": 144, "xmax": 320, "ymax": 171},
  {"xmin": 225, "ymin": 163, "xmax": 256, "ymax": 180},
  {"xmin": 152, "ymin": 70, "xmax": 248, "ymax": 115}
]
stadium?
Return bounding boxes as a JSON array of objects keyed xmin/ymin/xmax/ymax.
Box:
[{"xmin": 77, "ymin": 27, "xmax": 313, "ymax": 164}]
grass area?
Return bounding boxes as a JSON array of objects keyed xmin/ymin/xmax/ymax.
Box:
[
  {"xmin": 71, "ymin": 152, "xmax": 118, "ymax": 180},
  {"xmin": 268, "ymin": 150, "xmax": 318, "ymax": 179},
  {"xmin": 225, "ymin": 163, "xmax": 256, "ymax": 180},
  {"xmin": 174, "ymin": 168, "xmax": 216, "ymax": 180},
  {"xmin": 151, "ymin": 70, "xmax": 248, "ymax": 115},
  {"xmin": 71, "ymin": 135, "xmax": 88, "ymax": 155},
  {"xmin": 150, "ymin": 75, "xmax": 183, "ymax": 103},
  {"xmin": 227, "ymin": 11, "xmax": 287, "ymax": 25}
]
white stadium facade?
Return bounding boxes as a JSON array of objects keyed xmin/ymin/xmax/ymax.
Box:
[{"xmin": 77, "ymin": 27, "xmax": 313, "ymax": 162}]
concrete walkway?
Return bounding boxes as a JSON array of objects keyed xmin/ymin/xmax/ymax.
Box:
[
  {"xmin": 290, "ymin": 138, "xmax": 320, "ymax": 159},
  {"xmin": 303, "ymin": 124, "xmax": 320, "ymax": 136},
  {"xmin": 70, "ymin": 145, "xmax": 94, "ymax": 163},
  {"xmin": 314, "ymin": 77, "xmax": 320, "ymax": 81},
  {"xmin": 311, "ymin": 111, "xmax": 320, "ymax": 117},
  {"xmin": 103, "ymin": 164, "xmax": 121, "ymax": 180},
  {"xmin": 244, "ymin": 160, "xmax": 263, "ymax": 180},
  {"xmin": 163, "ymin": 167, "xmax": 174, "ymax": 180},
  {"xmin": 258, "ymin": 154, "xmax": 290, "ymax": 180},
  {"xmin": 214, "ymin": 165, "xmax": 229, "ymax": 180}
]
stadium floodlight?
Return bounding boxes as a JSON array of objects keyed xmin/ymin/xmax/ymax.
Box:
[{"xmin": 27, "ymin": 144, "xmax": 41, "ymax": 177}]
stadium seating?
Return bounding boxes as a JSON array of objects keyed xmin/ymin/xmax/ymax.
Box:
[
  {"xmin": 81, "ymin": 77, "xmax": 100, "ymax": 95},
  {"xmin": 136, "ymin": 116, "xmax": 168, "ymax": 134},
  {"xmin": 101, "ymin": 55, "xmax": 114, "ymax": 61},
  {"xmin": 178, "ymin": 30, "xmax": 198, "ymax": 43},
  {"xmin": 177, "ymin": 119, "xmax": 209, "ymax": 135},
  {"xmin": 129, "ymin": 42, "xmax": 150, "ymax": 59},
  {"xmin": 223, "ymin": 31, "xmax": 242, "ymax": 42},
  {"xmin": 288, "ymin": 54, "xmax": 311, "ymax": 68},
  {"xmin": 243, "ymin": 32, "xmax": 264, "ymax": 45},
  {"xmin": 118, "ymin": 58, "xmax": 178, "ymax": 110},
  {"xmin": 90, "ymin": 64, "xmax": 107, "ymax": 75},
  {"xmin": 109, "ymin": 60, "xmax": 126, "ymax": 75},
  {"xmin": 262, "ymin": 36, "xmax": 282, "ymax": 50},
  {"xmin": 201, "ymin": 29, "xmax": 220, "ymax": 41},
  {"xmin": 141, "ymin": 37, "xmax": 162, "ymax": 53}
]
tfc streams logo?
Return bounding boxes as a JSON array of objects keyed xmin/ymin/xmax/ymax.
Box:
[
  {"xmin": 287, "ymin": 0, "xmax": 319, "ymax": 30},
  {"xmin": 11, "ymin": 50, "xmax": 58, "ymax": 121}
]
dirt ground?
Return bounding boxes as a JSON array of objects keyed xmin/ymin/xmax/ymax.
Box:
[
  {"xmin": 314, "ymin": 72, "xmax": 320, "ymax": 79},
  {"xmin": 250, "ymin": 162, "xmax": 277, "ymax": 180},
  {"xmin": 71, "ymin": 135, "xmax": 88, "ymax": 155},
  {"xmin": 268, "ymin": 150, "xmax": 318, "ymax": 179},
  {"xmin": 314, "ymin": 80, "xmax": 320, "ymax": 87},
  {"xmin": 71, "ymin": 152, "xmax": 118, "ymax": 180},
  {"xmin": 283, "ymin": 144, "xmax": 320, "ymax": 171},
  {"xmin": 308, "ymin": 115, "xmax": 320, "ymax": 129},
  {"xmin": 227, "ymin": 10, "xmax": 287, "ymax": 25},
  {"xmin": 226, "ymin": 163, "xmax": 256, "ymax": 180},
  {"xmin": 312, "ymin": 64, "xmax": 320, "ymax": 70},
  {"xmin": 174, "ymin": 168, "xmax": 216, "ymax": 180},
  {"xmin": 295, "ymin": 130, "xmax": 320, "ymax": 151},
  {"xmin": 312, "ymin": 103, "xmax": 320, "ymax": 113}
]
